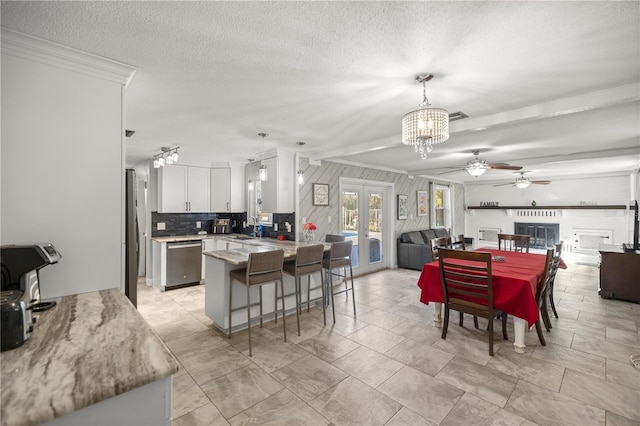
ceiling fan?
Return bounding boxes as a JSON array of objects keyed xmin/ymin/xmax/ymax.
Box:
[
  {"xmin": 494, "ymin": 172, "xmax": 552, "ymax": 189},
  {"xmin": 440, "ymin": 150, "xmax": 523, "ymax": 177}
]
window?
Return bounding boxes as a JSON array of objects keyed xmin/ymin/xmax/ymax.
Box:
[{"xmin": 432, "ymin": 184, "xmax": 451, "ymax": 229}]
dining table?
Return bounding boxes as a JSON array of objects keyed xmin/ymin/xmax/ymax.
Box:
[{"xmin": 417, "ymin": 248, "xmax": 565, "ymax": 353}]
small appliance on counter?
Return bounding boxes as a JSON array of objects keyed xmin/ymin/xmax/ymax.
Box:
[
  {"xmin": 1, "ymin": 242, "xmax": 62, "ymax": 351},
  {"xmin": 212, "ymin": 219, "xmax": 232, "ymax": 234}
]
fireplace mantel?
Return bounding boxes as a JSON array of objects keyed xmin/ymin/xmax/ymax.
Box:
[{"xmin": 467, "ymin": 205, "xmax": 629, "ymax": 210}]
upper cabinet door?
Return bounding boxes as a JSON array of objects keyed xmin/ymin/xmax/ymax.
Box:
[
  {"xmin": 158, "ymin": 165, "xmax": 188, "ymax": 212},
  {"xmin": 187, "ymin": 166, "xmax": 210, "ymax": 212},
  {"xmin": 210, "ymin": 168, "xmax": 230, "ymax": 212}
]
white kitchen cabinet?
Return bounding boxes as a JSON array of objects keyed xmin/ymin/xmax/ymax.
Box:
[
  {"xmin": 210, "ymin": 168, "xmax": 230, "ymax": 212},
  {"xmin": 158, "ymin": 165, "xmax": 210, "ymax": 213},
  {"xmin": 201, "ymin": 238, "xmax": 216, "ymax": 280},
  {"xmin": 259, "ymin": 151, "xmax": 294, "ymax": 213}
]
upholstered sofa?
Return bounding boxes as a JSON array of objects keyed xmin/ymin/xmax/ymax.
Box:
[{"xmin": 397, "ymin": 228, "xmax": 450, "ymax": 270}]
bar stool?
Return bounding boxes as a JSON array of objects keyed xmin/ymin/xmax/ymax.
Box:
[
  {"xmin": 280, "ymin": 243, "xmax": 326, "ymax": 335},
  {"xmin": 322, "ymin": 240, "xmax": 355, "ymax": 323},
  {"xmin": 229, "ymin": 249, "xmax": 286, "ymax": 357}
]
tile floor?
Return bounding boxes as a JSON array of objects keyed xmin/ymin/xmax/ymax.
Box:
[{"xmin": 137, "ymin": 257, "xmax": 640, "ymax": 425}]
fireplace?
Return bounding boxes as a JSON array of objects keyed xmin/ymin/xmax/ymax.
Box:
[{"xmin": 514, "ymin": 223, "xmax": 559, "ymax": 249}]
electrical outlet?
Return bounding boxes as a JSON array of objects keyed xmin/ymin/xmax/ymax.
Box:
[
  {"xmin": 302, "ymin": 217, "xmax": 306, "ymax": 223},
  {"xmin": 196, "ymin": 221, "xmax": 201, "ymax": 228},
  {"xmin": 273, "ymin": 223, "xmax": 278, "ymax": 231},
  {"xmin": 157, "ymin": 222, "xmax": 166, "ymax": 230}
]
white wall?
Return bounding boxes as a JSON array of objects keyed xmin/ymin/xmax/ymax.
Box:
[
  {"xmin": 1, "ymin": 31, "xmax": 136, "ymax": 299},
  {"xmin": 465, "ymin": 174, "xmax": 634, "ymax": 248}
]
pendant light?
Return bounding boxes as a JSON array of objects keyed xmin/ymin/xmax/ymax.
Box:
[{"xmin": 258, "ymin": 132, "xmax": 268, "ymax": 181}]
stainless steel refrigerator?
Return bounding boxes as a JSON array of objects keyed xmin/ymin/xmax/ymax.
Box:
[{"xmin": 125, "ymin": 169, "xmax": 139, "ymax": 307}]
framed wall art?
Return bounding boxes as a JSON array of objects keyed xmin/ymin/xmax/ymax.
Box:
[
  {"xmin": 312, "ymin": 183, "xmax": 330, "ymax": 206},
  {"xmin": 417, "ymin": 190, "xmax": 428, "ymax": 216},
  {"xmin": 397, "ymin": 194, "xmax": 408, "ymax": 220}
]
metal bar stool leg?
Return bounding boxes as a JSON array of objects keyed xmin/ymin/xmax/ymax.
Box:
[
  {"xmin": 246, "ymin": 285, "xmax": 252, "ymax": 357},
  {"xmin": 295, "ymin": 276, "xmax": 301, "ymax": 336},
  {"xmin": 228, "ymin": 280, "xmax": 233, "ymax": 339},
  {"xmin": 280, "ymin": 279, "xmax": 287, "ymax": 343},
  {"xmin": 329, "ymin": 267, "xmax": 336, "ymax": 323},
  {"xmin": 349, "ymin": 263, "xmax": 356, "ymax": 316},
  {"xmin": 319, "ymin": 269, "xmax": 326, "ymax": 326}
]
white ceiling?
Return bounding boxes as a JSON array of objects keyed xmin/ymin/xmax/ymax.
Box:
[{"xmin": 2, "ymin": 1, "xmax": 639, "ymax": 184}]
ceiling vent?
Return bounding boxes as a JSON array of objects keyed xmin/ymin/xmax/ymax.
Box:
[
  {"xmin": 449, "ymin": 111, "xmax": 469, "ymax": 122},
  {"xmin": 125, "ymin": 129, "xmax": 136, "ymax": 137}
]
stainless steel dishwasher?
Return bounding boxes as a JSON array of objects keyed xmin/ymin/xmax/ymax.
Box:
[{"xmin": 166, "ymin": 240, "xmax": 202, "ymax": 289}]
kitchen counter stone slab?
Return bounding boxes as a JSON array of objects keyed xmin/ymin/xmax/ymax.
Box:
[
  {"xmin": 204, "ymin": 240, "xmax": 328, "ymax": 265},
  {"xmin": 0, "ymin": 288, "xmax": 179, "ymax": 426}
]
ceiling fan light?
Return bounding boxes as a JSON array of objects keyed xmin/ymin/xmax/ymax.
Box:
[
  {"xmin": 467, "ymin": 166, "xmax": 487, "ymax": 177},
  {"xmin": 515, "ymin": 178, "xmax": 530, "ymax": 189}
]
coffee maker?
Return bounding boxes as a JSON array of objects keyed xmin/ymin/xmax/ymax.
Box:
[{"xmin": 1, "ymin": 243, "xmax": 62, "ymax": 351}]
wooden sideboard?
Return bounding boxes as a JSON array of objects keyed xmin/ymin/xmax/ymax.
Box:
[{"xmin": 598, "ymin": 244, "xmax": 640, "ymax": 303}]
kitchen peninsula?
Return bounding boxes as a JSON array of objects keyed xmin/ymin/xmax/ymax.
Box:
[
  {"xmin": 0, "ymin": 289, "xmax": 178, "ymax": 426},
  {"xmin": 203, "ymin": 238, "xmax": 329, "ymax": 334}
]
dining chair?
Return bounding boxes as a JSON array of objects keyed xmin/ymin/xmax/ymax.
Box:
[
  {"xmin": 438, "ymin": 248, "xmax": 508, "ymax": 356},
  {"xmin": 453, "ymin": 234, "xmax": 467, "ymax": 250},
  {"xmin": 431, "ymin": 236, "xmax": 453, "ymax": 260},
  {"xmin": 228, "ymin": 249, "xmax": 286, "ymax": 357},
  {"xmin": 322, "ymin": 240, "xmax": 355, "ymax": 323},
  {"xmin": 280, "ymin": 243, "xmax": 326, "ymax": 335},
  {"xmin": 498, "ymin": 233, "xmax": 531, "ymax": 253},
  {"xmin": 547, "ymin": 241, "xmax": 563, "ymax": 319}
]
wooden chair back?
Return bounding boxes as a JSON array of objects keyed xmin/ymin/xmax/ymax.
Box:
[
  {"xmin": 498, "ymin": 233, "xmax": 531, "ymax": 253},
  {"xmin": 432, "ymin": 236, "xmax": 453, "ymax": 259}
]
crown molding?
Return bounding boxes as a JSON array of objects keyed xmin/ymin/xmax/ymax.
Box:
[{"xmin": 1, "ymin": 28, "xmax": 137, "ymax": 86}]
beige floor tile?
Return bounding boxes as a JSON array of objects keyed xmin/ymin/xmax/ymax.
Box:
[
  {"xmin": 346, "ymin": 324, "xmax": 406, "ymax": 353},
  {"xmin": 442, "ymin": 393, "xmax": 537, "ymax": 426},
  {"xmin": 237, "ymin": 334, "xmax": 310, "ymax": 373},
  {"xmin": 150, "ymin": 313, "xmax": 212, "ymax": 343},
  {"xmin": 435, "ymin": 356, "xmax": 517, "ymax": 407},
  {"xmin": 388, "ymin": 318, "xmax": 443, "ymax": 345},
  {"xmin": 378, "ymin": 366, "xmax": 464, "ymax": 424},
  {"xmin": 179, "ymin": 345, "xmax": 251, "ymax": 385},
  {"xmin": 606, "ymin": 358, "xmax": 640, "ymax": 391},
  {"xmin": 571, "ymin": 332, "xmax": 640, "ymax": 364},
  {"xmin": 172, "ymin": 402, "xmax": 229, "ymax": 426},
  {"xmin": 431, "ymin": 325, "xmax": 498, "ymax": 366},
  {"xmin": 357, "ymin": 309, "xmax": 408, "ymax": 330},
  {"xmin": 229, "ymin": 388, "xmax": 330, "ymax": 425},
  {"xmin": 531, "ymin": 342, "xmax": 606, "ymax": 378},
  {"xmin": 506, "ymin": 379, "xmax": 605, "ymax": 425},
  {"xmin": 552, "ymin": 315, "xmax": 607, "ymax": 338},
  {"xmin": 331, "ymin": 346, "xmax": 404, "ymax": 388},
  {"xmin": 165, "ymin": 328, "xmax": 229, "ymax": 358},
  {"xmin": 606, "ymin": 411, "xmax": 640, "ymax": 426},
  {"xmin": 171, "ymin": 373, "xmax": 211, "ymax": 420},
  {"xmin": 201, "ymin": 364, "xmax": 283, "ymax": 418},
  {"xmin": 579, "ymin": 311, "xmax": 638, "ymax": 333},
  {"xmin": 309, "ymin": 376, "xmax": 401, "ymax": 425},
  {"xmin": 324, "ymin": 312, "xmax": 370, "ymax": 336},
  {"xmin": 385, "ymin": 338, "xmax": 454, "ymax": 377},
  {"xmin": 271, "ymin": 354, "xmax": 348, "ymax": 402},
  {"xmin": 297, "ymin": 330, "xmax": 361, "ymax": 362},
  {"xmin": 606, "ymin": 327, "xmax": 640, "ymax": 348},
  {"xmin": 486, "ymin": 349, "xmax": 566, "ymax": 392},
  {"xmin": 391, "ymin": 303, "xmax": 436, "ymax": 324},
  {"xmin": 560, "ymin": 369, "xmax": 640, "ymax": 421},
  {"xmin": 385, "ymin": 407, "xmax": 436, "ymax": 426}
]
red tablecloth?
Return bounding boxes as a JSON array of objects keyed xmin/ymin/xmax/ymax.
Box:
[{"xmin": 417, "ymin": 249, "xmax": 551, "ymax": 325}]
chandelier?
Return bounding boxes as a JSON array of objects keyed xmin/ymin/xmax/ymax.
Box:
[
  {"xmin": 402, "ymin": 74, "xmax": 449, "ymax": 159},
  {"xmin": 152, "ymin": 146, "xmax": 179, "ymax": 168},
  {"xmin": 258, "ymin": 132, "xmax": 268, "ymax": 181}
]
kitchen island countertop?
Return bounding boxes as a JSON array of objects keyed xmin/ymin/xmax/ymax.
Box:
[
  {"xmin": 0, "ymin": 288, "xmax": 179, "ymax": 426},
  {"xmin": 204, "ymin": 239, "xmax": 329, "ymax": 265}
]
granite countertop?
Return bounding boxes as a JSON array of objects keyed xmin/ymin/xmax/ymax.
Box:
[
  {"xmin": 0, "ymin": 288, "xmax": 179, "ymax": 426},
  {"xmin": 151, "ymin": 234, "xmax": 219, "ymax": 242},
  {"xmin": 204, "ymin": 239, "xmax": 329, "ymax": 265}
]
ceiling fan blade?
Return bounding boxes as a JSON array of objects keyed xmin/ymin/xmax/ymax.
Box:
[
  {"xmin": 531, "ymin": 180, "xmax": 551, "ymax": 185},
  {"xmin": 493, "ymin": 182, "xmax": 515, "ymax": 187},
  {"xmin": 437, "ymin": 168, "xmax": 465, "ymax": 175},
  {"xmin": 488, "ymin": 163, "xmax": 523, "ymax": 170}
]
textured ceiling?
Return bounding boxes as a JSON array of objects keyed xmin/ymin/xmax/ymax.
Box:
[{"xmin": 1, "ymin": 1, "xmax": 639, "ymax": 184}]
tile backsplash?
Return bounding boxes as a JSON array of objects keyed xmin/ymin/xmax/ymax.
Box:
[{"xmin": 151, "ymin": 211, "xmax": 296, "ymax": 240}]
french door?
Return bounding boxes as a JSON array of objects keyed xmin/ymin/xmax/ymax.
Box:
[{"xmin": 340, "ymin": 180, "xmax": 392, "ymax": 275}]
